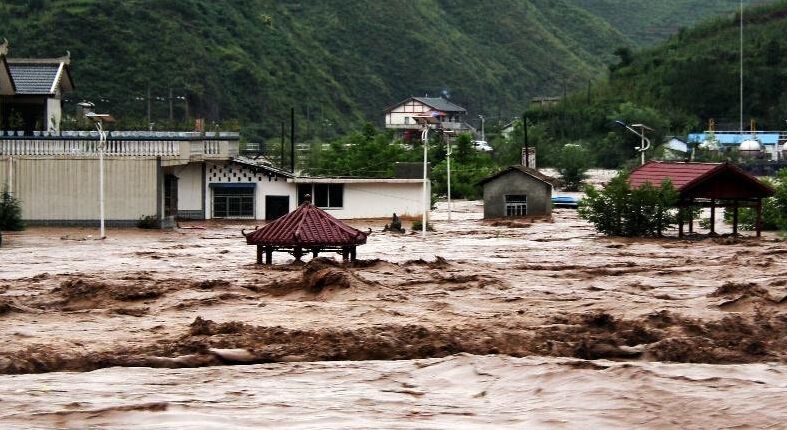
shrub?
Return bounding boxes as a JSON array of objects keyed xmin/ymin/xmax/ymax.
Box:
[
  {"xmin": 137, "ymin": 215, "xmax": 159, "ymax": 229},
  {"xmin": 722, "ymin": 170, "xmax": 787, "ymax": 231},
  {"xmin": 0, "ymin": 190, "xmax": 24, "ymax": 231},
  {"xmin": 578, "ymin": 173, "xmax": 678, "ymax": 237},
  {"xmin": 411, "ymin": 220, "xmax": 434, "ymax": 232},
  {"xmin": 556, "ymin": 143, "xmax": 589, "ymax": 191}
]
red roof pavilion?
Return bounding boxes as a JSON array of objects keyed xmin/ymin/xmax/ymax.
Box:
[
  {"xmin": 244, "ymin": 202, "xmax": 368, "ymax": 264},
  {"xmin": 628, "ymin": 161, "xmax": 774, "ymax": 236}
]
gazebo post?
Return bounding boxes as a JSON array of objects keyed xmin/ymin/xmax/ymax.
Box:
[
  {"xmin": 756, "ymin": 199, "xmax": 763, "ymax": 238},
  {"xmin": 312, "ymin": 248, "xmax": 319, "ymax": 259},
  {"xmin": 294, "ymin": 247, "xmax": 304, "ymax": 262},
  {"xmin": 678, "ymin": 205, "xmax": 685, "ymax": 238},
  {"xmin": 341, "ymin": 246, "xmax": 349, "ymax": 262},
  {"xmin": 265, "ymin": 246, "xmax": 273, "ymax": 265},
  {"xmin": 732, "ymin": 200, "xmax": 739, "ymax": 236},
  {"xmin": 350, "ymin": 246, "xmax": 357, "ymax": 262},
  {"xmin": 709, "ymin": 199, "xmax": 716, "ymax": 235},
  {"xmin": 256, "ymin": 245, "xmax": 263, "ymax": 265}
]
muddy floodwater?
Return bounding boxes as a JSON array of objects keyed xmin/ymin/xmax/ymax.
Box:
[{"xmin": 0, "ymin": 201, "xmax": 785, "ymax": 429}]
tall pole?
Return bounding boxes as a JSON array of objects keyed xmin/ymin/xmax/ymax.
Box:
[
  {"xmin": 290, "ymin": 107, "xmax": 295, "ymax": 173},
  {"xmin": 641, "ymin": 132, "xmax": 646, "ymax": 166},
  {"xmin": 97, "ymin": 121, "xmax": 106, "ymax": 239},
  {"xmin": 168, "ymin": 87, "xmax": 173, "ymax": 122},
  {"xmin": 6, "ymin": 156, "xmax": 12, "ymax": 196},
  {"xmin": 523, "ymin": 114, "xmax": 530, "ymax": 167},
  {"xmin": 280, "ymin": 120, "xmax": 285, "ymax": 169},
  {"xmin": 479, "ymin": 115, "xmax": 485, "ymax": 141},
  {"xmin": 146, "ymin": 84, "xmax": 151, "ymax": 129},
  {"xmin": 740, "ymin": 0, "xmax": 744, "ymax": 135},
  {"xmin": 446, "ymin": 132, "xmax": 452, "ymax": 221},
  {"xmin": 421, "ymin": 125, "xmax": 429, "ymax": 238}
]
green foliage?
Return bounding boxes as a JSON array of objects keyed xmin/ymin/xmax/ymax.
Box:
[
  {"xmin": 579, "ymin": 173, "xmax": 679, "ymax": 236},
  {"xmin": 723, "ymin": 169, "xmax": 787, "ymax": 231},
  {"xmin": 0, "ymin": 190, "xmax": 24, "ymax": 231},
  {"xmin": 136, "ymin": 215, "xmax": 158, "ymax": 229},
  {"xmin": 556, "ymin": 143, "xmax": 590, "ymax": 191},
  {"xmin": 411, "ymin": 220, "xmax": 434, "ymax": 232}
]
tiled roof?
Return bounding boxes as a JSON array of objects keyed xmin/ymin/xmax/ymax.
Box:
[
  {"xmin": 629, "ymin": 162, "xmax": 719, "ymax": 190},
  {"xmin": 412, "ymin": 97, "xmax": 466, "ymax": 113},
  {"xmin": 245, "ymin": 203, "xmax": 368, "ymax": 247},
  {"xmin": 7, "ymin": 63, "xmax": 61, "ymax": 94},
  {"xmin": 478, "ymin": 165, "xmax": 556, "ymax": 187}
]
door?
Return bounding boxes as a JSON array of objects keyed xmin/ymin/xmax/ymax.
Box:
[
  {"xmin": 164, "ymin": 174, "xmax": 179, "ymax": 217},
  {"xmin": 265, "ymin": 196, "xmax": 290, "ymax": 220}
]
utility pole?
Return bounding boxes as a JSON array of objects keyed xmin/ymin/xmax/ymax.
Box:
[
  {"xmin": 146, "ymin": 84, "xmax": 151, "ymax": 128},
  {"xmin": 523, "ymin": 114, "xmax": 530, "ymax": 168},
  {"xmin": 479, "ymin": 114, "xmax": 485, "ymax": 141},
  {"xmin": 168, "ymin": 87, "xmax": 174, "ymax": 122},
  {"xmin": 290, "ymin": 107, "xmax": 295, "ymax": 173},
  {"xmin": 280, "ymin": 121, "xmax": 285, "ymax": 169}
]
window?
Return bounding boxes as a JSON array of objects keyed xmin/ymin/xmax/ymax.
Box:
[
  {"xmin": 212, "ymin": 186, "xmax": 255, "ymax": 218},
  {"xmin": 297, "ymin": 183, "xmax": 344, "ymax": 209},
  {"xmin": 404, "ymin": 116, "xmax": 410, "ymax": 124},
  {"xmin": 505, "ymin": 194, "xmax": 527, "ymax": 217}
]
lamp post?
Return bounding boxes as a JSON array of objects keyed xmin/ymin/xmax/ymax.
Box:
[
  {"xmin": 615, "ymin": 121, "xmax": 652, "ymax": 165},
  {"xmin": 442, "ymin": 129, "xmax": 455, "ymax": 221},
  {"xmin": 85, "ymin": 112, "xmax": 115, "ymax": 239},
  {"xmin": 413, "ymin": 113, "xmax": 440, "ymax": 238}
]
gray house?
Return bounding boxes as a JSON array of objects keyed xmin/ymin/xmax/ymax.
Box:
[{"xmin": 479, "ymin": 166, "xmax": 554, "ymax": 219}]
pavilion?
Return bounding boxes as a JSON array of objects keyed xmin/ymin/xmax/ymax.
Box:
[
  {"xmin": 243, "ymin": 197, "xmax": 369, "ymax": 264},
  {"xmin": 628, "ymin": 161, "xmax": 775, "ymax": 237}
]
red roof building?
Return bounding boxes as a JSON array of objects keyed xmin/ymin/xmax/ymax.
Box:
[
  {"xmin": 244, "ymin": 202, "xmax": 368, "ymax": 264},
  {"xmin": 628, "ymin": 161, "xmax": 774, "ymax": 236}
]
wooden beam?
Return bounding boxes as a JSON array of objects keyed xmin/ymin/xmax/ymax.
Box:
[
  {"xmin": 256, "ymin": 245, "xmax": 262, "ymax": 265},
  {"xmin": 709, "ymin": 199, "xmax": 716, "ymax": 235},
  {"xmin": 732, "ymin": 200, "xmax": 739, "ymax": 236},
  {"xmin": 678, "ymin": 207, "xmax": 684, "ymax": 238},
  {"xmin": 756, "ymin": 199, "xmax": 763, "ymax": 238},
  {"xmin": 265, "ymin": 246, "xmax": 273, "ymax": 265}
]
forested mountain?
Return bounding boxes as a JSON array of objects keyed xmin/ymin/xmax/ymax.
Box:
[{"xmin": 0, "ymin": 0, "xmax": 769, "ymax": 141}]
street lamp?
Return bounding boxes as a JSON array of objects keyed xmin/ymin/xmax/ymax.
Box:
[
  {"xmin": 441, "ymin": 129, "xmax": 455, "ymax": 221},
  {"xmin": 412, "ymin": 112, "xmax": 440, "ymax": 238},
  {"xmin": 615, "ymin": 121, "xmax": 652, "ymax": 165},
  {"xmin": 85, "ymin": 112, "xmax": 115, "ymax": 239}
]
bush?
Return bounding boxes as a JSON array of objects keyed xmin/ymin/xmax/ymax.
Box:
[
  {"xmin": 411, "ymin": 220, "xmax": 434, "ymax": 232},
  {"xmin": 137, "ymin": 215, "xmax": 159, "ymax": 229},
  {"xmin": 723, "ymin": 170, "xmax": 787, "ymax": 231},
  {"xmin": 556, "ymin": 143, "xmax": 589, "ymax": 191},
  {"xmin": 578, "ymin": 173, "xmax": 678, "ymax": 237},
  {"xmin": 0, "ymin": 190, "xmax": 24, "ymax": 231}
]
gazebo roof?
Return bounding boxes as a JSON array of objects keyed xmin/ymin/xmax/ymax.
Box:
[
  {"xmin": 245, "ymin": 202, "xmax": 368, "ymax": 247},
  {"xmin": 629, "ymin": 161, "xmax": 774, "ymax": 199}
]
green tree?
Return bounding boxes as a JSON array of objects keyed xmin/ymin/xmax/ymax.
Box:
[
  {"xmin": 556, "ymin": 143, "xmax": 590, "ymax": 191},
  {"xmin": 0, "ymin": 189, "xmax": 24, "ymax": 231}
]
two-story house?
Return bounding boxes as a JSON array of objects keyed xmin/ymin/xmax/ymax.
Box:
[{"xmin": 384, "ymin": 96, "xmax": 473, "ymax": 140}]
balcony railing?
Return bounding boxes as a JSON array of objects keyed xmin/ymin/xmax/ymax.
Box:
[{"xmin": 0, "ymin": 131, "xmax": 240, "ymax": 162}]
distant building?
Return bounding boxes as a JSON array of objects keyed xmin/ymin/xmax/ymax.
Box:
[
  {"xmin": 478, "ymin": 166, "xmax": 554, "ymax": 219},
  {"xmin": 530, "ymin": 96, "xmax": 561, "ymax": 109},
  {"xmin": 0, "ymin": 41, "xmax": 74, "ymax": 133},
  {"xmin": 384, "ymin": 96, "xmax": 473, "ymax": 140},
  {"xmin": 500, "ymin": 119, "xmax": 518, "ymax": 140},
  {"xmin": 687, "ymin": 131, "xmax": 784, "ymax": 161}
]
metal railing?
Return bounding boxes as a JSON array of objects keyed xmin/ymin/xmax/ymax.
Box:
[{"xmin": 0, "ymin": 131, "xmax": 240, "ymax": 161}]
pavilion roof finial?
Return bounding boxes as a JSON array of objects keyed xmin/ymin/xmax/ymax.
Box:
[{"xmin": 0, "ymin": 38, "xmax": 8, "ymax": 56}]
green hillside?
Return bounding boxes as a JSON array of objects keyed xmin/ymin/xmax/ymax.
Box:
[{"xmin": 0, "ymin": 0, "xmax": 772, "ymax": 143}]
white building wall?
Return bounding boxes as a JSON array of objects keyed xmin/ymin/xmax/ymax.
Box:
[
  {"xmin": 204, "ymin": 162, "xmax": 295, "ymax": 220},
  {"xmin": 386, "ymin": 100, "xmax": 429, "ymax": 127},
  {"xmin": 0, "ymin": 156, "xmax": 158, "ymax": 222},
  {"xmin": 173, "ymin": 162, "xmax": 203, "ymax": 212},
  {"xmin": 316, "ymin": 182, "xmax": 427, "ymax": 219},
  {"xmin": 45, "ymin": 98, "xmax": 62, "ymax": 132}
]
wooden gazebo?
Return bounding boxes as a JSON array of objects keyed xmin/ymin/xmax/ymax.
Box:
[
  {"xmin": 629, "ymin": 162, "xmax": 775, "ymax": 237},
  {"xmin": 243, "ymin": 200, "xmax": 369, "ymax": 264}
]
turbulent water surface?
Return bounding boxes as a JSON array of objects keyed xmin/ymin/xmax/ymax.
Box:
[{"xmin": 0, "ymin": 200, "xmax": 785, "ymax": 429}]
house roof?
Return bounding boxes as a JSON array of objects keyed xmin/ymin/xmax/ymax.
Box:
[
  {"xmin": 384, "ymin": 96, "xmax": 466, "ymax": 113},
  {"xmin": 628, "ymin": 161, "xmax": 774, "ymax": 197},
  {"xmin": 478, "ymin": 165, "xmax": 556, "ymax": 187},
  {"xmin": 6, "ymin": 57, "xmax": 74, "ymax": 95},
  {"xmin": 688, "ymin": 132, "xmax": 780, "ymax": 146},
  {"xmin": 231, "ymin": 156, "xmax": 294, "ymax": 178},
  {"xmin": 244, "ymin": 202, "xmax": 369, "ymax": 247}
]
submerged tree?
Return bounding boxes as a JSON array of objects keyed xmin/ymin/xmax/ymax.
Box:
[
  {"xmin": 0, "ymin": 189, "xmax": 24, "ymax": 231},
  {"xmin": 556, "ymin": 143, "xmax": 589, "ymax": 191},
  {"xmin": 579, "ymin": 173, "xmax": 678, "ymax": 237}
]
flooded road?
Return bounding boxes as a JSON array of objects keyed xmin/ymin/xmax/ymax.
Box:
[{"xmin": 0, "ymin": 200, "xmax": 785, "ymax": 428}]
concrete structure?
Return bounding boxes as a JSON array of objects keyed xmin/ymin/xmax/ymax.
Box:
[
  {"xmin": 384, "ymin": 96, "xmax": 474, "ymax": 140},
  {"xmin": 688, "ymin": 131, "xmax": 784, "ymax": 161},
  {"xmin": 0, "ymin": 41, "xmax": 74, "ymax": 134},
  {"xmin": 0, "ymin": 132, "xmax": 428, "ymax": 225},
  {"xmin": 479, "ymin": 166, "xmax": 554, "ymax": 219}
]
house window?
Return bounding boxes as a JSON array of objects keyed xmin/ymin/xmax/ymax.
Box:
[
  {"xmin": 212, "ymin": 185, "xmax": 255, "ymax": 218},
  {"xmin": 297, "ymin": 183, "xmax": 344, "ymax": 209},
  {"xmin": 404, "ymin": 116, "xmax": 410, "ymax": 124},
  {"xmin": 505, "ymin": 195, "xmax": 527, "ymax": 217}
]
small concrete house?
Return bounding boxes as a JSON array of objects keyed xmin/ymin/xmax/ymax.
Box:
[{"xmin": 479, "ymin": 166, "xmax": 554, "ymax": 219}]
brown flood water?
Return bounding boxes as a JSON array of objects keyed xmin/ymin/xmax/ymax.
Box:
[{"xmin": 0, "ymin": 200, "xmax": 785, "ymax": 429}]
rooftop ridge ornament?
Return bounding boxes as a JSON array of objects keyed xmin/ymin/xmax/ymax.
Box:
[{"xmin": 0, "ymin": 38, "xmax": 8, "ymax": 56}]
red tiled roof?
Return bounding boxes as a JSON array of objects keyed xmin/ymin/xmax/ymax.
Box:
[
  {"xmin": 245, "ymin": 203, "xmax": 368, "ymax": 247},
  {"xmin": 629, "ymin": 161, "xmax": 721, "ymax": 190}
]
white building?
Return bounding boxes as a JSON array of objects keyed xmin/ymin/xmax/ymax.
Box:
[
  {"xmin": 384, "ymin": 96, "xmax": 473, "ymax": 139},
  {"xmin": 0, "ymin": 132, "xmax": 428, "ymax": 225}
]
